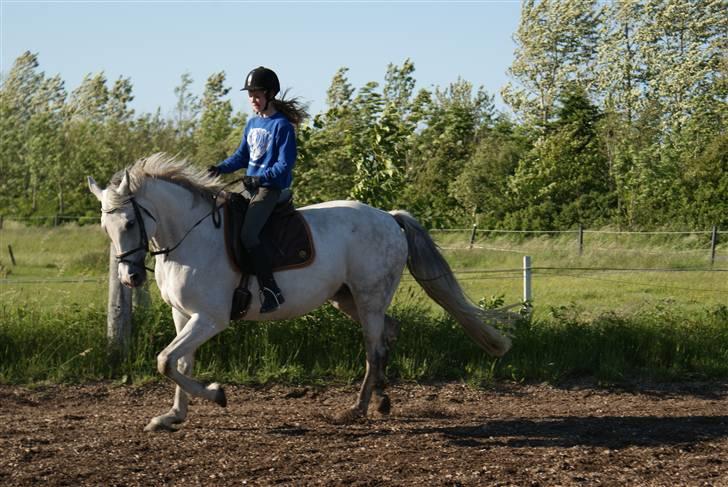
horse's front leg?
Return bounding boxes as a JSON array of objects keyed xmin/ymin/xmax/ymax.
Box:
[
  {"xmin": 146, "ymin": 311, "xmax": 227, "ymax": 430},
  {"xmin": 145, "ymin": 308, "xmax": 196, "ymax": 432}
]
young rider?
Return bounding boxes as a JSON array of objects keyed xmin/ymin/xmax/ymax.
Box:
[{"xmin": 208, "ymin": 66, "xmax": 308, "ymax": 313}]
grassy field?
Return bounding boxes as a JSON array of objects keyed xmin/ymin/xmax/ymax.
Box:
[
  {"xmin": 426, "ymin": 228, "xmax": 727, "ymax": 318},
  {"xmin": 1, "ymin": 221, "xmax": 109, "ymax": 310},
  {"xmin": 1, "ymin": 221, "xmax": 727, "ymax": 385},
  {"xmin": 2, "ymin": 221, "xmax": 725, "ymax": 314}
]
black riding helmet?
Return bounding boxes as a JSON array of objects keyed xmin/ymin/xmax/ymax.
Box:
[{"xmin": 242, "ymin": 66, "xmax": 280, "ymax": 98}]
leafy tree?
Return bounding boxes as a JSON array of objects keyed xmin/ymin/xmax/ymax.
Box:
[
  {"xmin": 452, "ymin": 117, "xmax": 531, "ymax": 228},
  {"xmin": 0, "ymin": 52, "xmax": 71, "ymax": 215},
  {"xmin": 195, "ymin": 72, "xmax": 234, "ymax": 165},
  {"xmin": 678, "ymin": 132, "xmax": 728, "ymax": 228},
  {"xmin": 295, "ymin": 67, "xmax": 358, "ymax": 205},
  {"xmin": 173, "ymin": 72, "xmax": 200, "ymax": 157},
  {"xmin": 506, "ymin": 85, "xmax": 613, "ymax": 229},
  {"xmin": 0, "ymin": 52, "xmax": 45, "ymax": 214},
  {"xmin": 350, "ymin": 60, "xmax": 418, "ymax": 209},
  {"xmin": 403, "ymin": 79, "xmax": 496, "ymax": 227},
  {"xmin": 502, "ymin": 0, "xmax": 600, "ymax": 128},
  {"xmin": 297, "ymin": 61, "xmax": 415, "ymax": 209},
  {"xmin": 67, "ymin": 73, "xmax": 110, "ymax": 122},
  {"xmin": 595, "ymin": 0, "xmax": 645, "ymax": 125}
]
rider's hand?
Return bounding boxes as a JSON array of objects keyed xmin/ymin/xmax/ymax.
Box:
[
  {"xmin": 243, "ymin": 176, "xmax": 261, "ymax": 191},
  {"xmin": 207, "ymin": 165, "xmax": 221, "ymax": 178}
]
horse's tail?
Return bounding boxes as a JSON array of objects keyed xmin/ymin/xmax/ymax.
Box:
[{"xmin": 390, "ymin": 210, "xmax": 513, "ymax": 357}]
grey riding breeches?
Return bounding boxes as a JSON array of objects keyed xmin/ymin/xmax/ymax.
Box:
[{"xmin": 240, "ymin": 187, "xmax": 281, "ymax": 250}]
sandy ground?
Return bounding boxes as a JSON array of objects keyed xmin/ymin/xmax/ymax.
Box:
[{"xmin": 1, "ymin": 381, "xmax": 727, "ymax": 486}]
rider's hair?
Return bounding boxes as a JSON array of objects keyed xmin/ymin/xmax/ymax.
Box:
[{"xmin": 271, "ymin": 89, "xmax": 309, "ymax": 128}]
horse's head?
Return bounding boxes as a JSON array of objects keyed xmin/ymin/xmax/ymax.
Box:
[{"xmin": 88, "ymin": 170, "xmax": 156, "ymax": 288}]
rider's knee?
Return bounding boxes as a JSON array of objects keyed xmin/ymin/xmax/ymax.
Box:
[{"xmin": 241, "ymin": 233, "xmax": 260, "ymax": 251}]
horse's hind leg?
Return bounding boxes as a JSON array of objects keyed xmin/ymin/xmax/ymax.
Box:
[
  {"xmin": 376, "ymin": 314, "xmax": 400, "ymax": 415},
  {"xmin": 338, "ymin": 310, "xmax": 386, "ymax": 422},
  {"xmin": 331, "ymin": 287, "xmax": 395, "ymax": 421},
  {"xmin": 145, "ymin": 308, "xmax": 196, "ymax": 432}
]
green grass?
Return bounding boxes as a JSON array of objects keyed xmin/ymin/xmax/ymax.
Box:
[
  {"xmin": 2, "ymin": 222, "xmax": 725, "ymax": 313},
  {"xmin": 2, "ymin": 297, "xmax": 727, "ymax": 385},
  {"xmin": 420, "ymin": 229, "xmax": 727, "ymax": 319},
  {"xmin": 1, "ymin": 221, "xmax": 109, "ymax": 308},
  {"xmin": 1, "ymin": 222, "xmax": 727, "ymax": 385}
]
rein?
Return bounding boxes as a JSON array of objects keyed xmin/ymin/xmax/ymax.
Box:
[{"xmin": 105, "ymin": 178, "xmax": 243, "ymax": 272}]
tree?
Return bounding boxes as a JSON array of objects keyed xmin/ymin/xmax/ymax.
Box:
[
  {"xmin": 596, "ymin": 0, "xmax": 727, "ymax": 227},
  {"xmin": 295, "ymin": 67, "xmax": 358, "ymax": 205},
  {"xmin": 67, "ymin": 73, "xmax": 110, "ymax": 122},
  {"xmin": 452, "ymin": 117, "xmax": 531, "ymax": 228},
  {"xmin": 502, "ymin": 0, "xmax": 600, "ymax": 128},
  {"xmin": 173, "ymin": 72, "xmax": 200, "ymax": 157},
  {"xmin": 195, "ymin": 72, "xmax": 234, "ymax": 165},
  {"xmin": 0, "ymin": 52, "xmax": 45, "ymax": 213},
  {"xmin": 678, "ymin": 132, "xmax": 728, "ymax": 228},
  {"xmin": 350, "ymin": 60, "xmax": 417, "ymax": 209},
  {"xmin": 506, "ymin": 85, "xmax": 613, "ymax": 229},
  {"xmin": 403, "ymin": 79, "xmax": 496, "ymax": 227},
  {"xmin": 0, "ymin": 52, "xmax": 73, "ymax": 215},
  {"xmin": 297, "ymin": 61, "xmax": 416, "ymax": 209}
]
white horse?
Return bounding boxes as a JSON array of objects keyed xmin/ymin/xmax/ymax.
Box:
[{"xmin": 88, "ymin": 153, "xmax": 512, "ymax": 432}]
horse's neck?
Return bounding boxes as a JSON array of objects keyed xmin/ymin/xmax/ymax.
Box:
[{"xmin": 139, "ymin": 180, "xmax": 213, "ymax": 252}]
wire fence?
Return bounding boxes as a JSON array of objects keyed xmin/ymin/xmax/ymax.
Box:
[
  {"xmin": 2, "ymin": 220, "xmax": 725, "ymax": 301},
  {"xmin": 430, "ymin": 225, "xmax": 724, "ymax": 263},
  {"xmin": 4, "ymin": 267, "xmax": 727, "ymax": 294}
]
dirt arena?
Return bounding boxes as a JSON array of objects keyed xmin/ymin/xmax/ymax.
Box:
[{"xmin": 1, "ymin": 381, "xmax": 727, "ymax": 486}]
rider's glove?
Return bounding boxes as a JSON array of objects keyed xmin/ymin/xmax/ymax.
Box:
[
  {"xmin": 243, "ymin": 176, "xmax": 261, "ymax": 191},
  {"xmin": 207, "ymin": 165, "xmax": 221, "ymax": 178}
]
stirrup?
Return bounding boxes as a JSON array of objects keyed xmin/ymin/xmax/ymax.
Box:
[{"xmin": 259, "ymin": 286, "xmax": 284, "ymax": 313}]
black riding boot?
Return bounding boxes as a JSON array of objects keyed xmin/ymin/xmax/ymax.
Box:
[{"xmin": 248, "ymin": 244, "xmax": 285, "ymax": 313}]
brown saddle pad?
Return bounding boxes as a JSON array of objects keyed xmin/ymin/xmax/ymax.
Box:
[{"xmin": 223, "ymin": 192, "xmax": 315, "ymax": 275}]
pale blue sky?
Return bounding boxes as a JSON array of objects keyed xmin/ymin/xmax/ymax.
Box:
[{"xmin": 1, "ymin": 1, "xmax": 521, "ymax": 118}]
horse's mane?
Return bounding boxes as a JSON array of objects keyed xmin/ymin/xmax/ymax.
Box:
[{"xmin": 107, "ymin": 153, "xmax": 225, "ymax": 207}]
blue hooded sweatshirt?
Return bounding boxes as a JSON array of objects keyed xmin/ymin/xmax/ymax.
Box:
[{"xmin": 217, "ymin": 112, "xmax": 296, "ymax": 190}]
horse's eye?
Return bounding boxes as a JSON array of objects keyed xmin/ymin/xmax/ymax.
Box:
[{"xmin": 125, "ymin": 220, "xmax": 135, "ymax": 230}]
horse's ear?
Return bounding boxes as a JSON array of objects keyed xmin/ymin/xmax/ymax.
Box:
[
  {"xmin": 117, "ymin": 170, "xmax": 132, "ymax": 196},
  {"xmin": 87, "ymin": 176, "xmax": 103, "ymax": 202}
]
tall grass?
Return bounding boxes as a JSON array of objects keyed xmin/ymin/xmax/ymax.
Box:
[
  {"xmin": 2, "ymin": 297, "xmax": 727, "ymax": 385},
  {"xmin": 2, "ymin": 222, "xmax": 726, "ymax": 385}
]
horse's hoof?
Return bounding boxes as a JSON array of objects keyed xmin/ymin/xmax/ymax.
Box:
[
  {"xmin": 210, "ymin": 383, "xmax": 227, "ymax": 408},
  {"xmin": 377, "ymin": 395, "xmax": 391, "ymax": 415},
  {"xmin": 332, "ymin": 407, "xmax": 365, "ymax": 425},
  {"xmin": 144, "ymin": 418, "xmax": 179, "ymax": 433}
]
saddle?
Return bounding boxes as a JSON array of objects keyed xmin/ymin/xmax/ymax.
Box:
[{"xmin": 222, "ymin": 190, "xmax": 315, "ymax": 319}]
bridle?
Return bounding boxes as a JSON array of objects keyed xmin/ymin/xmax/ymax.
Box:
[
  {"xmin": 104, "ymin": 195, "xmax": 223, "ymax": 272},
  {"xmin": 103, "ymin": 177, "xmax": 242, "ymax": 271},
  {"xmin": 103, "ymin": 197, "xmax": 162, "ymax": 271}
]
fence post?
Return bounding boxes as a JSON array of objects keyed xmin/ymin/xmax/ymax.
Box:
[
  {"xmin": 8, "ymin": 245, "xmax": 16, "ymax": 266},
  {"xmin": 523, "ymin": 255, "xmax": 532, "ymax": 307},
  {"xmin": 710, "ymin": 225, "xmax": 718, "ymax": 266},
  {"xmin": 107, "ymin": 245, "xmax": 132, "ymax": 366},
  {"xmin": 578, "ymin": 225, "xmax": 584, "ymax": 256},
  {"xmin": 469, "ymin": 223, "xmax": 478, "ymax": 249}
]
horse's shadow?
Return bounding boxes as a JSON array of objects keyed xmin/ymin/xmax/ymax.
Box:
[{"xmin": 411, "ymin": 415, "xmax": 728, "ymax": 449}]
